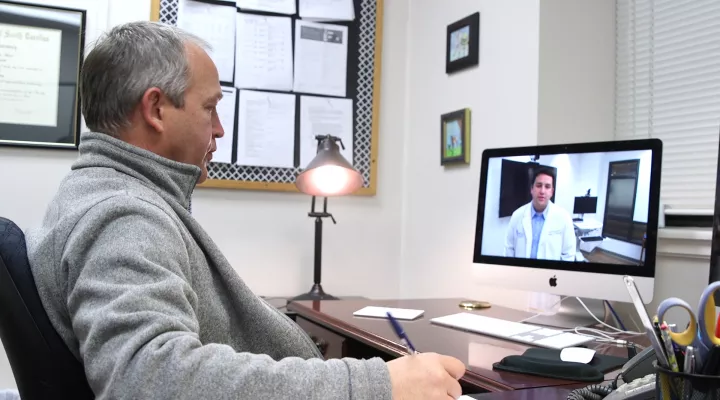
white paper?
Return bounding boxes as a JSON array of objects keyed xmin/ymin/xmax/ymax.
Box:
[
  {"xmin": 237, "ymin": 0, "xmax": 296, "ymax": 15},
  {"xmin": 235, "ymin": 13, "xmax": 294, "ymax": 91},
  {"xmin": 213, "ymin": 86, "xmax": 237, "ymax": 164},
  {"xmin": 300, "ymin": 0, "xmax": 354, "ymax": 21},
  {"xmin": 236, "ymin": 90, "xmax": 295, "ymax": 168},
  {"xmin": 353, "ymin": 306, "xmax": 425, "ymax": 320},
  {"xmin": 293, "ymin": 20, "xmax": 348, "ymax": 97},
  {"xmin": 0, "ymin": 23, "xmax": 61, "ymax": 127},
  {"xmin": 300, "ymin": 96, "xmax": 353, "ymax": 168},
  {"xmin": 458, "ymin": 397, "xmax": 475, "ymax": 400},
  {"xmin": 177, "ymin": 0, "xmax": 236, "ymax": 83}
]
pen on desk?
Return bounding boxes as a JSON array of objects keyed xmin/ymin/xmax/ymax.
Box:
[
  {"xmin": 387, "ymin": 312, "xmax": 418, "ymax": 355},
  {"xmin": 659, "ymin": 323, "xmax": 680, "ymax": 372},
  {"xmin": 684, "ymin": 346, "xmax": 695, "ymax": 374}
]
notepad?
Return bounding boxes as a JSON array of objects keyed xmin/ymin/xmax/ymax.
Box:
[{"xmin": 353, "ymin": 306, "xmax": 425, "ymax": 320}]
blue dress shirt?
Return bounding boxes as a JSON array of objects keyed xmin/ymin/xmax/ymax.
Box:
[{"xmin": 530, "ymin": 207, "xmax": 547, "ymax": 259}]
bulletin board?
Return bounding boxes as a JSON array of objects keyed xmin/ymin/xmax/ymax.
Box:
[{"xmin": 150, "ymin": 0, "xmax": 383, "ymax": 196}]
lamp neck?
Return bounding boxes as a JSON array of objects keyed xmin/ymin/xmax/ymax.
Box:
[{"xmin": 309, "ymin": 196, "xmax": 336, "ymax": 224}]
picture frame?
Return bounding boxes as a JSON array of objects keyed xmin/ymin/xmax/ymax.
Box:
[
  {"xmin": 440, "ymin": 108, "xmax": 471, "ymax": 165},
  {"xmin": 446, "ymin": 12, "xmax": 479, "ymax": 74},
  {"xmin": 0, "ymin": 1, "xmax": 86, "ymax": 149}
]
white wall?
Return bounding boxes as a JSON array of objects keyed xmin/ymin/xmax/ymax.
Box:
[
  {"xmin": 398, "ymin": 0, "xmax": 616, "ymax": 310},
  {"xmin": 398, "ymin": 0, "xmax": 541, "ymax": 304},
  {"xmin": 537, "ymin": 0, "xmax": 616, "ymax": 146}
]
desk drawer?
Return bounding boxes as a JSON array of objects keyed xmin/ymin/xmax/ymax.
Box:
[{"xmin": 297, "ymin": 316, "xmax": 345, "ymax": 359}]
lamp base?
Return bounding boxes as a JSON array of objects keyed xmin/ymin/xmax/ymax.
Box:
[{"xmin": 290, "ymin": 284, "xmax": 339, "ymax": 301}]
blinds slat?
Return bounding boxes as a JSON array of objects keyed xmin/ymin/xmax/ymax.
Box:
[{"xmin": 615, "ymin": 0, "xmax": 720, "ymax": 210}]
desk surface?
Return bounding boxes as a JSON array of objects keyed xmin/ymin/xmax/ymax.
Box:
[{"xmin": 288, "ymin": 298, "xmax": 628, "ymax": 392}]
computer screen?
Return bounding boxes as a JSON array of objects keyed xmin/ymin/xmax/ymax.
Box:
[
  {"xmin": 573, "ymin": 196, "xmax": 597, "ymax": 215},
  {"xmin": 472, "ymin": 139, "xmax": 662, "ymax": 302}
]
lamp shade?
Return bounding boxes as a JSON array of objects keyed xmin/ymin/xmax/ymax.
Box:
[{"xmin": 296, "ymin": 135, "xmax": 363, "ymax": 196}]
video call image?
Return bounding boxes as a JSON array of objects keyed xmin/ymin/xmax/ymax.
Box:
[{"xmin": 480, "ymin": 149, "xmax": 653, "ymax": 266}]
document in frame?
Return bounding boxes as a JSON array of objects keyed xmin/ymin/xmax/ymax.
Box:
[
  {"xmin": 237, "ymin": 0, "xmax": 296, "ymax": 15},
  {"xmin": 236, "ymin": 90, "xmax": 296, "ymax": 168},
  {"xmin": 213, "ymin": 86, "xmax": 238, "ymax": 164},
  {"xmin": 177, "ymin": 0, "xmax": 236, "ymax": 84},
  {"xmin": 293, "ymin": 20, "xmax": 348, "ymax": 98},
  {"xmin": 299, "ymin": 0, "xmax": 355, "ymax": 21},
  {"xmin": 299, "ymin": 95, "xmax": 353, "ymax": 168},
  {"xmin": 0, "ymin": 23, "xmax": 61, "ymax": 127},
  {"xmin": 235, "ymin": 13, "xmax": 294, "ymax": 92}
]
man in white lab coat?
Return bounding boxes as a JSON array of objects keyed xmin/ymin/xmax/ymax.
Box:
[{"xmin": 504, "ymin": 167, "xmax": 576, "ymax": 261}]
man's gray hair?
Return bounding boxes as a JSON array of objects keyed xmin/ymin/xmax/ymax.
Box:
[{"xmin": 80, "ymin": 21, "xmax": 210, "ymax": 136}]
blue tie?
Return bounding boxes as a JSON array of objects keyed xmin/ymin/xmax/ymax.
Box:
[{"xmin": 530, "ymin": 212, "xmax": 545, "ymax": 259}]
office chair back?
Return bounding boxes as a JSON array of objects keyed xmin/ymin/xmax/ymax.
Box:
[{"xmin": 0, "ymin": 217, "xmax": 94, "ymax": 399}]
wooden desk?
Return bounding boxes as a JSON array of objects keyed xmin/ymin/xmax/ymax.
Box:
[{"xmin": 288, "ymin": 298, "xmax": 628, "ymax": 394}]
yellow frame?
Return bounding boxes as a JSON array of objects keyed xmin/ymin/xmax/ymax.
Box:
[{"xmin": 149, "ymin": 0, "xmax": 383, "ymax": 196}]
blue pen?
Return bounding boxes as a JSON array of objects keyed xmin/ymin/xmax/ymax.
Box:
[{"xmin": 386, "ymin": 312, "xmax": 418, "ymax": 354}]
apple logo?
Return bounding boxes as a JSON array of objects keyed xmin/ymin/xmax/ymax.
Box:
[{"xmin": 549, "ymin": 275, "xmax": 557, "ymax": 287}]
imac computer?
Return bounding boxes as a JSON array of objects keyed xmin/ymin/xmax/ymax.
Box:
[{"xmin": 472, "ymin": 139, "xmax": 663, "ymax": 326}]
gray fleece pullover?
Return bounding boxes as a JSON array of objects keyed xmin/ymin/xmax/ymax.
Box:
[{"xmin": 25, "ymin": 132, "xmax": 392, "ymax": 400}]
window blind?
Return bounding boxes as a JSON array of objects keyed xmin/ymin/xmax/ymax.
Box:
[{"xmin": 615, "ymin": 0, "xmax": 720, "ymax": 211}]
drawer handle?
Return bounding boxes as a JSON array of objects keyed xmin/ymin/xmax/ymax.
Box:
[{"xmin": 311, "ymin": 335, "xmax": 329, "ymax": 356}]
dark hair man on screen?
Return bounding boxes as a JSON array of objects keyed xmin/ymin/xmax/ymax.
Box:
[
  {"xmin": 504, "ymin": 167, "xmax": 576, "ymax": 261},
  {"xmin": 24, "ymin": 21, "xmax": 465, "ymax": 400}
]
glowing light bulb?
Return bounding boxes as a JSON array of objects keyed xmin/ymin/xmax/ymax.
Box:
[{"xmin": 310, "ymin": 166, "xmax": 350, "ymax": 195}]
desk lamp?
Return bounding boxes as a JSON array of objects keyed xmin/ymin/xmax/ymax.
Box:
[{"xmin": 291, "ymin": 135, "xmax": 363, "ymax": 301}]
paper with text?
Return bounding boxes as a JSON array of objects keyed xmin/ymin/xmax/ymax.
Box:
[
  {"xmin": 236, "ymin": 90, "xmax": 295, "ymax": 168},
  {"xmin": 177, "ymin": 0, "xmax": 236, "ymax": 83},
  {"xmin": 0, "ymin": 23, "xmax": 61, "ymax": 127},
  {"xmin": 300, "ymin": 0, "xmax": 354, "ymax": 21},
  {"xmin": 213, "ymin": 86, "xmax": 237, "ymax": 164},
  {"xmin": 237, "ymin": 0, "xmax": 295, "ymax": 15},
  {"xmin": 293, "ymin": 20, "xmax": 348, "ymax": 97},
  {"xmin": 235, "ymin": 13, "xmax": 293, "ymax": 91},
  {"xmin": 300, "ymin": 96, "xmax": 353, "ymax": 168}
]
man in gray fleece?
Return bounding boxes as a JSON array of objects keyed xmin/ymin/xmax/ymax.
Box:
[{"xmin": 25, "ymin": 21, "xmax": 465, "ymax": 400}]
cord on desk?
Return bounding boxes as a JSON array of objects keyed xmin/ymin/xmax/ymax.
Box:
[
  {"xmin": 604, "ymin": 300, "xmax": 627, "ymax": 331},
  {"xmin": 566, "ymin": 382, "xmax": 615, "ymax": 400}
]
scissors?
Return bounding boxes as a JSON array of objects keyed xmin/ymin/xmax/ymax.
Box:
[{"xmin": 656, "ymin": 282, "xmax": 720, "ymax": 359}]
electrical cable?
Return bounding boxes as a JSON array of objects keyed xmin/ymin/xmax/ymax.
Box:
[
  {"xmin": 604, "ymin": 300, "xmax": 627, "ymax": 331},
  {"xmin": 575, "ymin": 297, "xmax": 643, "ymax": 335},
  {"xmin": 566, "ymin": 383, "xmax": 615, "ymax": 400}
]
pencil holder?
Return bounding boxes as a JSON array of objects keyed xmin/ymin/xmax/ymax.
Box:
[{"xmin": 656, "ymin": 364, "xmax": 720, "ymax": 400}]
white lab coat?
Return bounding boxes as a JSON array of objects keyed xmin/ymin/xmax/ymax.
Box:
[{"xmin": 504, "ymin": 201, "xmax": 576, "ymax": 261}]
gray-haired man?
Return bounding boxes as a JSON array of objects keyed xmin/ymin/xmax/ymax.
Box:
[{"xmin": 25, "ymin": 21, "xmax": 465, "ymax": 400}]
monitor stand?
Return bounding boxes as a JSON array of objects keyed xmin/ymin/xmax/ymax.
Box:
[{"xmin": 526, "ymin": 297, "xmax": 607, "ymax": 329}]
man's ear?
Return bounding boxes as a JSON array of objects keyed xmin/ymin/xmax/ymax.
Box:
[{"xmin": 140, "ymin": 87, "xmax": 166, "ymax": 133}]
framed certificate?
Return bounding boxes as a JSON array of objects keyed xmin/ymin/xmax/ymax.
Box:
[{"xmin": 0, "ymin": 1, "xmax": 85, "ymax": 149}]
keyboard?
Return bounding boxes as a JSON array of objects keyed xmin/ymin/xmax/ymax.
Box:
[{"xmin": 430, "ymin": 312, "xmax": 595, "ymax": 349}]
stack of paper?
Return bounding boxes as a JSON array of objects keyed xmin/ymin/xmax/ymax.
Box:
[
  {"xmin": 293, "ymin": 20, "xmax": 349, "ymax": 97},
  {"xmin": 353, "ymin": 306, "xmax": 425, "ymax": 320},
  {"xmin": 235, "ymin": 90, "xmax": 296, "ymax": 168},
  {"xmin": 235, "ymin": 13, "xmax": 294, "ymax": 91},
  {"xmin": 300, "ymin": 0, "xmax": 355, "ymax": 21},
  {"xmin": 177, "ymin": 0, "xmax": 236, "ymax": 83},
  {"xmin": 237, "ymin": 0, "xmax": 296, "ymax": 15}
]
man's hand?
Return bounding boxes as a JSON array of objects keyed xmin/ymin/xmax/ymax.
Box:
[{"xmin": 387, "ymin": 352, "xmax": 466, "ymax": 400}]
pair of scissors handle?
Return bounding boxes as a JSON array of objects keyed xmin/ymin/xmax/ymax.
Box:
[
  {"xmin": 657, "ymin": 297, "xmax": 698, "ymax": 347},
  {"xmin": 657, "ymin": 282, "xmax": 720, "ymax": 350}
]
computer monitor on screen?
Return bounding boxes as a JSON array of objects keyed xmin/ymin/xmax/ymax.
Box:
[{"xmin": 472, "ymin": 139, "xmax": 663, "ymax": 311}]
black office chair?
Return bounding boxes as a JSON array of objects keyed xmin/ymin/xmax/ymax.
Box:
[{"xmin": 0, "ymin": 217, "xmax": 94, "ymax": 399}]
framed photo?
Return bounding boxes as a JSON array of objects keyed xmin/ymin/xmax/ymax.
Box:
[
  {"xmin": 440, "ymin": 108, "xmax": 471, "ymax": 165},
  {"xmin": 446, "ymin": 12, "xmax": 479, "ymax": 74},
  {"xmin": 0, "ymin": 1, "xmax": 86, "ymax": 149}
]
